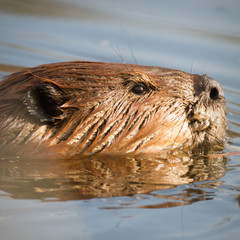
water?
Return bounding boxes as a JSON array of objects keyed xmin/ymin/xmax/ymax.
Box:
[{"xmin": 0, "ymin": 0, "xmax": 240, "ymax": 239}]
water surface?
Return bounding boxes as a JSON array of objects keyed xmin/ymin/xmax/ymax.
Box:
[{"xmin": 0, "ymin": 0, "xmax": 240, "ymax": 239}]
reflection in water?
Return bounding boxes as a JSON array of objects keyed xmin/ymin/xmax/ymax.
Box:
[
  {"xmin": 0, "ymin": 63, "xmax": 24, "ymax": 74},
  {"xmin": 0, "ymin": 0, "xmax": 104, "ymax": 20},
  {"xmin": 0, "ymin": 1, "xmax": 239, "ymax": 239},
  {"xmin": 0, "ymin": 152, "xmax": 226, "ymax": 208}
]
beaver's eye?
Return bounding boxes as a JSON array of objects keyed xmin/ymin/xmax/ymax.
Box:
[{"xmin": 131, "ymin": 83, "xmax": 148, "ymax": 95}]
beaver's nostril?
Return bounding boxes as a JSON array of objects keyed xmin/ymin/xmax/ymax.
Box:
[{"xmin": 210, "ymin": 87, "xmax": 220, "ymax": 100}]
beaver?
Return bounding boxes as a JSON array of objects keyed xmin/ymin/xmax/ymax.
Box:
[{"xmin": 0, "ymin": 61, "xmax": 226, "ymax": 156}]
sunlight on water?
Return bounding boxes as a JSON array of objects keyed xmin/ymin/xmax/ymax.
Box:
[{"xmin": 0, "ymin": 1, "xmax": 240, "ymax": 240}]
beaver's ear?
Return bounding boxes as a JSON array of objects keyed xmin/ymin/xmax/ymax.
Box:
[{"xmin": 24, "ymin": 84, "xmax": 67, "ymax": 125}]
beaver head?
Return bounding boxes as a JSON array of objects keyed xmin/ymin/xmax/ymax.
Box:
[{"xmin": 0, "ymin": 61, "xmax": 226, "ymax": 156}]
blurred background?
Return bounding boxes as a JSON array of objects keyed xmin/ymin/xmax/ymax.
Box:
[
  {"xmin": 0, "ymin": 1, "xmax": 240, "ymax": 240},
  {"xmin": 0, "ymin": 0, "xmax": 240, "ymax": 90}
]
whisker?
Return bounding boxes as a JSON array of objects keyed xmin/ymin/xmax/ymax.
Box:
[
  {"xmin": 127, "ymin": 34, "xmax": 138, "ymax": 65},
  {"xmin": 205, "ymin": 129, "xmax": 225, "ymax": 146},
  {"xmin": 111, "ymin": 44, "xmax": 126, "ymax": 64},
  {"xmin": 168, "ymin": 110, "xmax": 187, "ymax": 151}
]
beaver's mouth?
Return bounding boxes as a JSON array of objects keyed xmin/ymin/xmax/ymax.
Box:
[
  {"xmin": 186, "ymin": 105, "xmax": 212, "ymax": 134},
  {"xmin": 185, "ymin": 106, "xmax": 225, "ymax": 149},
  {"xmin": 188, "ymin": 118, "xmax": 211, "ymax": 133}
]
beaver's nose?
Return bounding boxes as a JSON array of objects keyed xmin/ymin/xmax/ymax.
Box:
[{"xmin": 202, "ymin": 75, "xmax": 225, "ymax": 101}]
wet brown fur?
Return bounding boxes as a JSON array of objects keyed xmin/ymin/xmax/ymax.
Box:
[{"xmin": 0, "ymin": 61, "xmax": 226, "ymax": 156}]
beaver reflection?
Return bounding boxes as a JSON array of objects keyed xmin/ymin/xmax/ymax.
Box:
[
  {"xmin": 0, "ymin": 61, "xmax": 226, "ymax": 156},
  {"xmin": 0, "ymin": 154, "xmax": 226, "ymax": 207}
]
